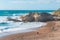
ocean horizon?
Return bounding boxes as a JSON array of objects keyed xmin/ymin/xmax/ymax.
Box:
[{"xmin": 0, "ymin": 10, "xmax": 55, "ymax": 16}]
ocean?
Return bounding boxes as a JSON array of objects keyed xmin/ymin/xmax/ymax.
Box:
[
  {"xmin": 0, "ymin": 10, "xmax": 54, "ymax": 16},
  {"xmin": 0, "ymin": 10, "xmax": 54, "ymax": 37}
]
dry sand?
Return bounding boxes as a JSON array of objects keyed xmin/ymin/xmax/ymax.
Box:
[{"xmin": 0, "ymin": 21, "xmax": 60, "ymax": 40}]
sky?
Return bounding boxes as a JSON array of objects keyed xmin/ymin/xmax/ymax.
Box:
[{"xmin": 0, "ymin": 0, "xmax": 60, "ymax": 10}]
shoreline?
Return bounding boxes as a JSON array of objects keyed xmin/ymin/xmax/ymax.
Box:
[
  {"xmin": 0, "ymin": 27, "xmax": 40, "ymax": 38},
  {"xmin": 0, "ymin": 22, "xmax": 47, "ymax": 38},
  {"xmin": 0, "ymin": 21, "xmax": 60, "ymax": 40}
]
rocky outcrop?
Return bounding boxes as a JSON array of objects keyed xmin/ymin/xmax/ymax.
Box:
[
  {"xmin": 37, "ymin": 12, "xmax": 54, "ymax": 22},
  {"xmin": 20, "ymin": 12, "xmax": 40, "ymax": 22},
  {"xmin": 20, "ymin": 12, "xmax": 54, "ymax": 22},
  {"xmin": 20, "ymin": 15, "xmax": 35, "ymax": 22}
]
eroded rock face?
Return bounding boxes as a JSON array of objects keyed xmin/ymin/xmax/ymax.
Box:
[{"xmin": 20, "ymin": 12, "xmax": 54, "ymax": 22}]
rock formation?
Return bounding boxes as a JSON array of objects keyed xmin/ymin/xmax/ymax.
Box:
[
  {"xmin": 38, "ymin": 12, "xmax": 54, "ymax": 22},
  {"xmin": 20, "ymin": 12, "xmax": 54, "ymax": 22},
  {"xmin": 20, "ymin": 14, "xmax": 35, "ymax": 22},
  {"xmin": 29, "ymin": 12, "xmax": 40, "ymax": 22}
]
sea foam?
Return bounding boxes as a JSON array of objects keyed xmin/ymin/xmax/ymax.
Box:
[{"xmin": 0, "ymin": 16, "xmax": 47, "ymax": 37}]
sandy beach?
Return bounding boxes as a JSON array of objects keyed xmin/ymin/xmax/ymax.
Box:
[{"xmin": 0, "ymin": 21, "xmax": 60, "ymax": 40}]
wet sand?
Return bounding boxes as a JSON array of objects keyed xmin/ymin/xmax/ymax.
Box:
[{"xmin": 0, "ymin": 21, "xmax": 60, "ymax": 40}]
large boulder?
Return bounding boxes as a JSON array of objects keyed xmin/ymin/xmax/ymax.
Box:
[{"xmin": 38, "ymin": 12, "xmax": 54, "ymax": 22}]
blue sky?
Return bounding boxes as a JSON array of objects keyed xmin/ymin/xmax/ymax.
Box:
[{"xmin": 0, "ymin": 0, "xmax": 60, "ymax": 10}]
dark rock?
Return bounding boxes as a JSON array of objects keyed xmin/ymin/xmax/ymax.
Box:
[{"xmin": 38, "ymin": 12, "xmax": 54, "ymax": 22}]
